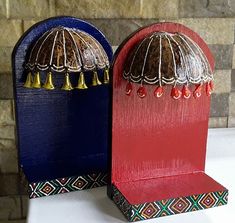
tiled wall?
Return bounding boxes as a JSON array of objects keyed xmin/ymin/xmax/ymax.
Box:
[{"xmin": 0, "ymin": 0, "xmax": 235, "ymax": 222}]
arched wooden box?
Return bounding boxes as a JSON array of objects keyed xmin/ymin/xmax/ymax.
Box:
[
  {"xmin": 108, "ymin": 22, "xmax": 228, "ymax": 221},
  {"xmin": 12, "ymin": 16, "xmax": 113, "ymax": 198}
]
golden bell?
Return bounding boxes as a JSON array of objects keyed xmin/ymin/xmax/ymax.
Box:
[
  {"xmin": 23, "ymin": 72, "xmax": 33, "ymax": 88},
  {"xmin": 61, "ymin": 73, "xmax": 73, "ymax": 91},
  {"xmin": 32, "ymin": 72, "xmax": 41, "ymax": 88},
  {"xmin": 92, "ymin": 71, "xmax": 102, "ymax": 86},
  {"xmin": 103, "ymin": 68, "xmax": 109, "ymax": 84},
  {"xmin": 43, "ymin": 72, "xmax": 55, "ymax": 90},
  {"xmin": 75, "ymin": 72, "xmax": 88, "ymax": 89}
]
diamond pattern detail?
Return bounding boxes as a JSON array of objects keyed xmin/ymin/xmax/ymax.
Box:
[
  {"xmin": 170, "ymin": 197, "xmax": 190, "ymax": 213},
  {"xmin": 72, "ymin": 177, "xmax": 88, "ymax": 190},
  {"xmin": 199, "ymin": 193, "xmax": 217, "ymax": 208},
  {"xmin": 112, "ymin": 185, "xmax": 228, "ymax": 222},
  {"xmin": 40, "ymin": 182, "xmax": 56, "ymax": 196},
  {"xmin": 141, "ymin": 203, "xmax": 160, "ymax": 219},
  {"xmin": 28, "ymin": 172, "xmax": 107, "ymax": 198}
]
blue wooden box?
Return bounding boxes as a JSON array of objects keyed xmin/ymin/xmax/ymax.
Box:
[{"xmin": 12, "ymin": 16, "xmax": 113, "ymax": 198}]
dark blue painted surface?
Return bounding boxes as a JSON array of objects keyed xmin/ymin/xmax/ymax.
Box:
[{"xmin": 12, "ymin": 17, "xmax": 113, "ymax": 183}]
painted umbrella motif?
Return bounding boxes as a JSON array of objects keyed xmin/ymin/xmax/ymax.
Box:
[
  {"xmin": 123, "ymin": 32, "xmax": 214, "ymax": 99},
  {"xmin": 24, "ymin": 26, "xmax": 110, "ymax": 90}
]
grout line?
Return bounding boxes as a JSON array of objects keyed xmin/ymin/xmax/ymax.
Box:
[
  {"xmin": 6, "ymin": 0, "xmax": 9, "ymax": 19},
  {"xmin": 21, "ymin": 19, "xmax": 24, "ymax": 35},
  {"xmin": 139, "ymin": 0, "xmax": 143, "ymax": 16}
]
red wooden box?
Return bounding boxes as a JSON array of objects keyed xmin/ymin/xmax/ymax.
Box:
[{"xmin": 108, "ymin": 22, "xmax": 228, "ymax": 221}]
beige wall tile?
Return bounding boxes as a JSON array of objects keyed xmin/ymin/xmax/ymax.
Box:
[
  {"xmin": 23, "ymin": 19, "xmax": 41, "ymax": 32},
  {"xmin": 55, "ymin": 0, "xmax": 141, "ymax": 18},
  {"xmin": 0, "ymin": 139, "xmax": 16, "ymax": 150},
  {"xmin": 0, "ymin": 20, "xmax": 22, "ymax": 47},
  {"xmin": 0, "ymin": 73, "xmax": 13, "ymax": 99},
  {"xmin": 209, "ymin": 117, "xmax": 228, "ymax": 128},
  {"xmin": 0, "ymin": 149, "xmax": 18, "ymax": 173},
  {"xmin": 228, "ymin": 92, "xmax": 235, "ymax": 127},
  {"xmin": 210, "ymin": 93, "xmax": 229, "ymax": 117},
  {"xmin": 0, "ymin": 174, "xmax": 19, "ymax": 196},
  {"xmin": 209, "ymin": 44, "xmax": 233, "ymax": 69},
  {"xmin": 213, "ymin": 70, "xmax": 231, "ymax": 94},
  {"xmin": 0, "ymin": 100, "xmax": 14, "ymax": 125},
  {"xmin": 0, "ymin": 47, "xmax": 12, "ymax": 72},
  {"xmin": 8, "ymin": 0, "xmax": 51, "ymax": 19},
  {"xmin": 0, "ymin": 125, "xmax": 15, "ymax": 139},
  {"xmin": 0, "ymin": 196, "xmax": 21, "ymax": 220},
  {"xmin": 179, "ymin": 0, "xmax": 235, "ymax": 18},
  {"xmin": 232, "ymin": 45, "xmax": 235, "ymax": 69},
  {"xmin": 141, "ymin": 0, "xmax": 178, "ymax": 19},
  {"xmin": 165, "ymin": 18, "xmax": 235, "ymax": 44},
  {"xmin": 228, "ymin": 117, "xmax": 235, "ymax": 127},
  {"xmin": 0, "ymin": 0, "xmax": 6, "ymax": 18}
]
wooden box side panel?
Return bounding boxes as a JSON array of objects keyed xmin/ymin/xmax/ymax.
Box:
[
  {"xmin": 111, "ymin": 22, "xmax": 213, "ymax": 184},
  {"xmin": 112, "ymin": 83, "xmax": 210, "ymax": 183}
]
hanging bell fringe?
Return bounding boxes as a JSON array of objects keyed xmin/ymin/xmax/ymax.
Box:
[
  {"xmin": 171, "ymin": 86, "xmax": 182, "ymax": 99},
  {"xmin": 75, "ymin": 72, "xmax": 88, "ymax": 89},
  {"xmin": 125, "ymin": 82, "xmax": 133, "ymax": 96},
  {"xmin": 103, "ymin": 68, "xmax": 109, "ymax": 84},
  {"xmin": 23, "ymin": 72, "xmax": 33, "ymax": 88},
  {"xmin": 137, "ymin": 86, "xmax": 146, "ymax": 98},
  {"xmin": 123, "ymin": 82, "xmax": 213, "ymax": 99},
  {"xmin": 154, "ymin": 86, "xmax": 164, "ymax": 98},
  {"xmin": 193, "ymin": 84, "xmax": 202, "ymax": 98},
  {"xmin": 61, "ymin": 73, "xmax": 73, "ymax": 91},
  {"xmin": 182, "ymin": 85, "xmax": 191, "ymax": 99},
  {"xmin": 206, "ymin": 82, "xmax": 212, "ymax": 96},
  {"xmin": 32, "ymin": 72, "xmax": 41, "ymax": 88},
  {"xmin": 43, "ymin": 72, "xmax": 55, "ymax": 90},
  {"xmin": 92, "ymin": 71, "xmax": 102, "ymax": 86}
]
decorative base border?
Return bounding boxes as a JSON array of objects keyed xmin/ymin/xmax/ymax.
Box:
[
  {"xmin": 28, "ymin": 172, "xmax": 107, "ymax": 198},
  {"xmin": 112, "ymin": 184, "xmax": 228, "ymax": 222}
]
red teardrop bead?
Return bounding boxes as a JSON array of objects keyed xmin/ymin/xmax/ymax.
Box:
[
  {"xmin": 206, "ymin": 82, "xmax": 212, "ymax": 96},
  {"xmin": 154, "ymin": 86, "xmax": 164, "ymax": 98},
  {"xmin": 182, "ymin": 85, "xmax": 191, "ymax": 99},
  {"xmin": 171, "ymin": 87, "xmax": 182, "ymax": 99},
  {"xmin": 193, "ymin": 84, "xmax": 202, "ymax": 98},
  {"xmin": 209, "ymin": 81, "xmax": 214, "ymax": 91},
  {"xmin": 137, "ymin": 86, "xmax": 147, "ymax": 98},
  {"xmin": 125, "ymin": 82, "xmax": 132, "ymax": 96}
]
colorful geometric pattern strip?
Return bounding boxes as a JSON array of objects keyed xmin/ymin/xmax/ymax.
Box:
[
  {"xmin": 112, "ymin": 185, "xmax": 228, "ymax": 222},
  {"xmin": 28, "ymin": 172, "xmax": 107, "ymax": 199}
]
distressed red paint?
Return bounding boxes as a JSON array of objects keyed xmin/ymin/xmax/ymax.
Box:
[{"xmin": 111, "ymin": 23, "xmax": 226, "ymax": 210}]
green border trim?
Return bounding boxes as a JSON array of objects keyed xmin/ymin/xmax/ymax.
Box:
[
  {"xmin": 28, "ymin": 172, "xmax": 107, "ymax": 198},
  {"xmin": 112, "ymin": 184, "xmax": 228, "ymax": 221}
]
